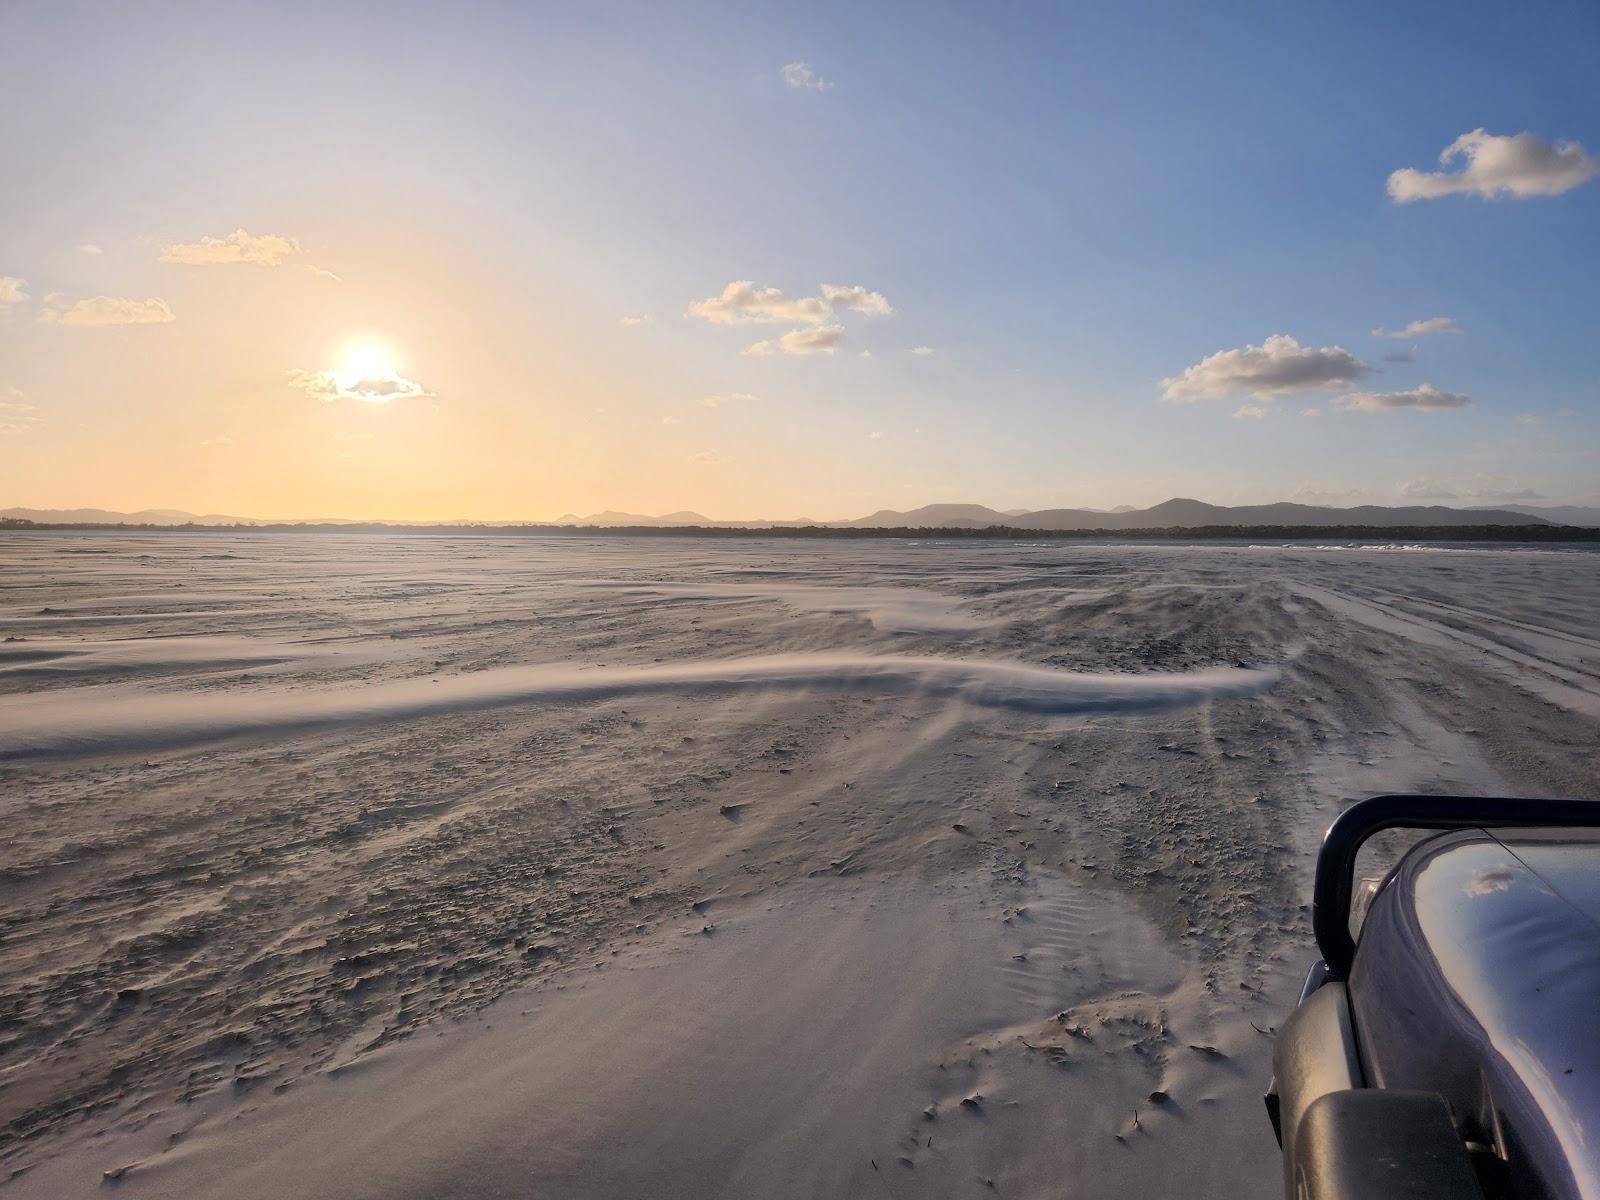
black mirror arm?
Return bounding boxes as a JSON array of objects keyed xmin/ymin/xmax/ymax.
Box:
[{"xmin": 1312, "ymin": 794, "xmax": 1600, "ymax": 979}]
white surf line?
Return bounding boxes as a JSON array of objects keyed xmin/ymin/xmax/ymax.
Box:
[{"xmin": 0, "ymin": 654, "xmax": 1279, "ymax": 762}]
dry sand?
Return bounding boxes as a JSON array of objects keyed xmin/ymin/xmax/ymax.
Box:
[{"xmin": 1, "ymin": 533, "xmax": 1596, "ymax": 1197}]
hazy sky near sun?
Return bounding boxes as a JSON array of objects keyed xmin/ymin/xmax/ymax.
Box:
[{"xmin": 1, "ymin": 0, "xmax": 1597, "ymax": 520}]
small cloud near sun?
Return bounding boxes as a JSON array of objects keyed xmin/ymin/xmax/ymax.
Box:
[
  {"xmin": 162, "ymin": 229, "xmax": 338, "ymax": 280},
  {"xmin": 289, "ymin": 345, "xmax": 433, "ymax": 404},
  {"xmin": 41, "ymin": 295, "xmax": 176, "ymax": 326},
  {"xmin": 162, "ymin": 229, "xmax": 302, "ymax": 266}
]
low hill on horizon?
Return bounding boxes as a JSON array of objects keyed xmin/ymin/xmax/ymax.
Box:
[{"xmin": 1473, "ymin": 503, "xmax": 1600, "ymax": 528}]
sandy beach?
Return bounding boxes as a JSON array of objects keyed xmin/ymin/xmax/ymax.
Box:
[{"xmin": 2, "ymin": 533, "xmax": 1597, "ymax": 1198}]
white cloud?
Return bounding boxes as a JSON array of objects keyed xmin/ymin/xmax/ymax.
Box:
[
  {"xmin": 1388, "ymin": 130, "xmax": 1598, "ymax": 202},
  {"xmin": 1232, "ymin": 404, "xmax": 1272, "ymax": 420},
  {"xmin": 689, "ymin": 281, "xmax": 830, "ymax": 326},
  {"xmin": 868, "ymin": 430, "xmax": 884, "ymax": 439},
  {"xmin": 661, "ymin": 415, "xmax": 682, "ymax": 426},
  {"xmin": 1373, "ymin": 316, "xmax": 1462, "ymax": 338},
  {"xmin": 0, "ymin": 276, "xmax": 27, "ymax": 306},
  {"xmin": 782, "ymin": 62, "xmax": 833, "ymax": 91},
  {"xmin": 690, "ymin": 449, "xmax": 732, "ymax": 465},
  {"xmin": 288, "ymin": 365, "xmax": 432, "ymax": 404},
  {"xmin": 78, "ymin": 244, "xmax": 103, "ymax": 255},
  {"xmin": 160, "ymin": 228, "xmax": 303, "ymax": 266},
  {"xmin": 1340, "ymin": 383, "xmax": 1470, "ymax": 412},
  {"xmin": 1162, "ymin": 334, "xmax": 1367, "ymax": 400},
  {"xmin": 701, "ymin": 392, "xmax": 757, "ymax": 408},
  {"xmin": 909, "ymin": 345, "xmax": 936, "ymax": 356},
  {"xmin": 1301, "ymin": 407, "xmax": 1323, "ymax": 418},
  {"xmin": 42, "ymin": 295, "xmax": 176, "ymax": 326},
  {"xmin": 618, "ymin": 315, "xmax": 647, "ymax": 327},
  {"xmin": 744, "ymin": 325, "xmax": 843, "ymax": 356},
  {"xmin": 820, "ymin": 284, "xmax": 892, "ymax": 316}
]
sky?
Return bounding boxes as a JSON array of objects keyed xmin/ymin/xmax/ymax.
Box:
[{"xmin": 1, "ymin": 0, "xmax": 1596, "ymax": 521}]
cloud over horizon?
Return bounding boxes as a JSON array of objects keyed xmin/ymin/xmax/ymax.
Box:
[
  {"xmin": 1401, "ymin": 475, "xmax": 1543, "ymax": 503},
  {"xmin": 1400, "ymin": 477, "xmax": 1457, "ymax": 499},
  {"xmin": 1388, "ymin": 130, "xmax": 1599, "ymax": 202},
  {"xmin": 1162, "ymin": 334, "xmax": 1368, "ymax": 400},
  {"xmin": 0, "ymin": 276, "xmax": 28, "ymax": 306},
  {"xmin": 1373, "ymin": 316, "xmax": 1462, "ymax": 338},
  {"xmin": 1341, "ymin": 383, "xmax": 1470, "ymax": 412}
]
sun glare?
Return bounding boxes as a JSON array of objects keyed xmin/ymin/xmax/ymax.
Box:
[{"xmin": 341, "ymin": 345, "xmax": 393, "ymax": 381}]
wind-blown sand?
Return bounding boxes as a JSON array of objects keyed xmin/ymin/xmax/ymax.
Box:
[{"xmin": 1, "ymin": 533, "xmax": 1596, "ymax": 1197}]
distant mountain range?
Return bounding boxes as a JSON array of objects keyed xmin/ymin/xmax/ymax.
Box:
[
  {"xmin": 6, "ymin": 498, "xmax": 1598, "ymax": 529},
  {"xmin": 1, "ymin": 506, "xmax": 263, "ymax": 526},
  {"xmin": 833, "ymin": 499, "xmax": 1584, "ymax": 529}
]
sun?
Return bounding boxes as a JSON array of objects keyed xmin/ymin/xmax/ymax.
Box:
[
  {"xmin": 308, "ymin": 339, "xmax": 429, "ymax": 404},
  {"xmin": 340, "ymin": 344, "xmax": 393, "ymax": 382}
]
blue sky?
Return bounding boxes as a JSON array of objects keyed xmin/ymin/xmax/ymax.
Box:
[{"xmin": 0, "ymin": 0, "xmax": 1595, "ymax": 518}]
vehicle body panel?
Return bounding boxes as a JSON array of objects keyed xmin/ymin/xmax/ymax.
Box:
[{"xmin": 1347, "ymin": 828, "xmax": 1600, "ymax": 1200}]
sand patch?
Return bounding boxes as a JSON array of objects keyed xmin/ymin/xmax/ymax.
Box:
[{"xmin": 4, "ymin": 871, "xmax": 1281, "ymax": 1200}]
